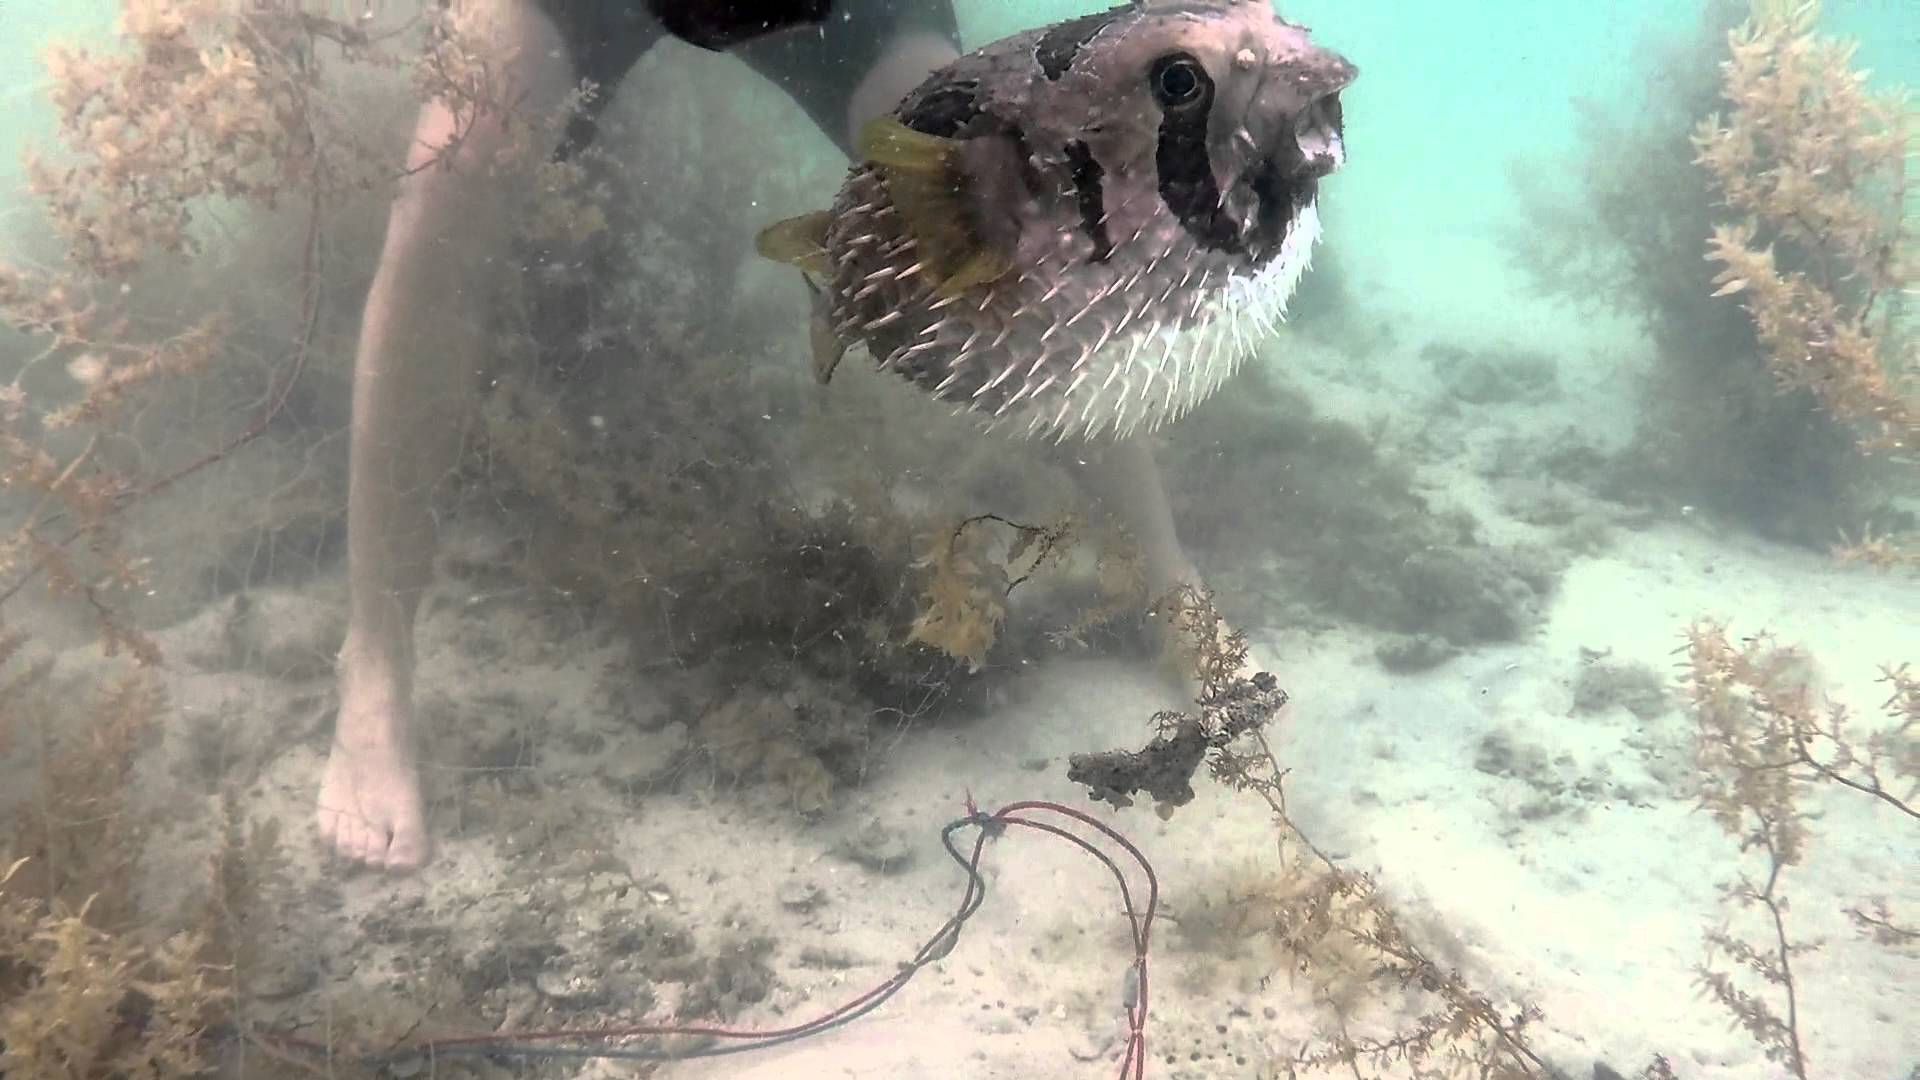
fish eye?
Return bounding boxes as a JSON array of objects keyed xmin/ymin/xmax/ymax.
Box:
[{"xmin": 1150, "ymin": 54, "xmax": 1207, "ymax": 109}]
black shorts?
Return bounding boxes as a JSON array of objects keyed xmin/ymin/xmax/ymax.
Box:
[{"xmin": 536, "ymin": 0, "xmax": 960, "ymax": 156}]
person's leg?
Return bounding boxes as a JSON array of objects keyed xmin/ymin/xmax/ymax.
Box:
[
  {"xmin": 1070, "ymin": 439, "xmax": 1200, "ymax": 603},
  {"xmin": 840, "ymin": 28, "xmax": 960, "ymax": 149},
  {"xmin": 729, "ymin": 0, "xmax": 960, "ymax": 154},
  {"xmin": 1067, "ymin": 438, "xmax": 1234, "ymax": 688},
  {"xmin": 320, "ymin": 0, "xmax": 579, "ymax": 870}
]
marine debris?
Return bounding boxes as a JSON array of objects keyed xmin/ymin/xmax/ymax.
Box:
[{"xmin": 1067, "ymin": 588, "xmax": 1288, "ymax": 816}]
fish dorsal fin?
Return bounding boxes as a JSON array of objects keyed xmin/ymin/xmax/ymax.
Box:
[
  {"xmin": 754, "ymin": 210, "xmax": 833, "ymax": 276},
  {"xmin": 859, "ymin": 117, "xmax": 1011, "ymax": 298}
]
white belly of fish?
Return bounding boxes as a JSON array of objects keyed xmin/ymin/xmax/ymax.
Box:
[
  {"xmin": 1005, "ymin": 200, "xmax": 1323, "ymax": 441},
  {"xmin": 838, "ymin": 199, "xmax": 1323, "ymax": 443}
]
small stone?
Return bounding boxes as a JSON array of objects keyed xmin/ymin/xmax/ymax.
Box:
[
  {"xmin": 1375, "ymin": 632, "xmax": 1460, "ymax": 673},
  {"xmin": 831, "ymin": 820, "xmax": 916, "ymax": 874},
  {"xmin": 975, "ymin": 1013, "xmax": 1019, "ymax": 1035},
  {"xmin": 249, "ymin": 949, "xmax": 320, "ymax": 1000},
  {"xmin": 164, "ymin": 590, "xmax": 344, "ymax": 680},
  {"xmin": 534, "ymin": 968, "xmax": 604, "ymax": 1005},
  {"xmin": 1069, "ymin": 1031, "xmax": 1116, "ymax": 1062},
  {"xmin": 796, "ymin": 945, "xmax": 862, "ymax": 969},
  {"xmin": 777, "ymin": 880, "xmax": 825, "ymax": 912}
]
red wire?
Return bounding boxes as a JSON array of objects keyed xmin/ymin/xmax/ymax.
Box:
[
  {"xmin": 993, "ymin": 800, "xmax": 1158, "ymax": 1079},
  {"xmin": 265, "ymin": 798, "xmax": 1158, "ymax": 1077}
]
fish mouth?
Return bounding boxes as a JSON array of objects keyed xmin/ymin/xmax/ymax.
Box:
[
  {"xmin": 1288, "ymin": 92, "xmax": 1346, "ymax": 180},
  {"xmin": 1246, "ymin": 89, "xmax": 1343, "ymax": 230}
]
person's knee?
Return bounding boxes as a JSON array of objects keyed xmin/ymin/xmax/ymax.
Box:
[
  {"xmin": 731, "ymin": 1, "xmax": 960, "ymax": 156},
  {"xmin": 845, "ymin": 28, "xmax": 960, "ymax": 145}
]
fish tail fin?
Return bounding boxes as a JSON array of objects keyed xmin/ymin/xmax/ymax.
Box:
[{"xmin": 755, "ymin": 210, "xmax": 833, "ymax": 275}]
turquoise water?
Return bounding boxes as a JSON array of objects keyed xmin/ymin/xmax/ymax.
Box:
[
  {"xmin": 1, "ymin": 3, "xmax": 1915, "ymax": 1078},
  {"xmin": 4, "ymin": 2, "xmax": 1912, "ymax": 332}
]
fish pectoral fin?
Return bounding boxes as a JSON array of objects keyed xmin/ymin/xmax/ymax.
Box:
[
  {"xmin": 801, "ymin": 274, "xmax": 848, "ymax": 385},
  {"xmin": 858, "ymin": 116, "xmax": 957, "ymax": 173},
  {"xmin": 755, "ymin": 210, "xmax": 832, "ymax": 275},
  {"xmin": 860, "ymin": 117, "xmax": 1012, "ymax": 296}
]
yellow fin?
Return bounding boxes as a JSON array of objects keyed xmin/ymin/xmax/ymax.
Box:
[
  {"xmin": 859, "ymin": 117, "xmax": 1009, "ymax": 295},
  {"xmin": 858, "ymin": 116, "xmax": 959, "ymax": 173},
  {"xmin": 754, "ymin": 211, "xmax": 832, "ymax": 275}
]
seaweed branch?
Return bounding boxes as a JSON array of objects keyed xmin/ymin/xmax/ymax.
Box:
[
  {"xmin": 1693, "ymin": 0, "xmax": 1915, "ymax": 457},
  {"xmin": 1066, "ymin": 586, "xmax": 1287, "ymax": 816},
  {"xmin": 1681, "ymin": 620, "xmax": 1919, "ymax": 1079},
  {"xmin": 906, "ymin": 513, "xmax": 1076, "ymax": 671},
  {"xmin": 1067, "ymin": 587, "xmax": 1551, "ymax": 1077},
  {"xmin": 2, "ymin": 0, "xmax": 589, "ymax": 644}
]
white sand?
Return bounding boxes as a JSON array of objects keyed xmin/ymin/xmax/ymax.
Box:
[{"xmin": 116, "ymin": 304, "xmax": 1915, "ymax": 1079}]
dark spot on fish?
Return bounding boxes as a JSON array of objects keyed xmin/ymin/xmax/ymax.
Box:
[
  {"xmin": 1250, "ymin": 161, "xmax": 1308, "ymax": 255},
  {"xmin": 1035, "ymin": 6, "xmax": 1128, "ymax": 81},
  {"xmin": 1064, "ymin": 141, "xmax": 1113, "ymax": 263},
  {"xmin": 1007, "ymin": 125, "xmax": 1044, "ymax": 197},
  {"xmin": 1150, "ymin": 53, "xmax": 1243, "ymax": 254},
  {"xmin": 901, "ymin": 81, "xmax": 982, "ymax": 138}
]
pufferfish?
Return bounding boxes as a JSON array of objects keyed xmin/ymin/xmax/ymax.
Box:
[{"xmin": 756, "ymin": 0, "xmax": 1355, "ymax": 441}]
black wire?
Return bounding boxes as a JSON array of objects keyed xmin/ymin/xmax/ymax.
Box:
[
  {"xmin": 346, "ymin": 812, "xmax": 1003, "ymax": 1068},
  {"xmin": 990, "ymin": 811, "xmax": 1150, "ymax": 955}
]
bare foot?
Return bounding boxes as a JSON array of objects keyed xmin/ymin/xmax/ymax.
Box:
[
  {"xmin": 317, "ymin": 644, "xmax": 430, "ymax": 871},
  {"xmin": 316, "ymin": 738, "xmax": 429, "ymax": 871}
]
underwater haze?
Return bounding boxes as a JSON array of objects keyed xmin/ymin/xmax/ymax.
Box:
[{"xmin": 1, "ymin": 2, "xmax": 1915, "ymax": 1079}]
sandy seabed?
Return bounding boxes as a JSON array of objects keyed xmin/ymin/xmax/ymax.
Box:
[{"xmin": 104, "ymin": 319, "xmax": 1916, "ymax": 1080}]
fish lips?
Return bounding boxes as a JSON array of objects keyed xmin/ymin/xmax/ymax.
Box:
[
  {"xmin": 1245, "ymin": 77, "xmax": 1346, "ymax": 247},
  {"xmin": 1253, "ymin": 92, "xmax": 1344, "ymax": 199},
  {"xmin": 1261, "ymin": 48, "xmax": 1354, "ymax": 182},
  {"xmin": 1290, "ymin": 92, "xmax": 1346, "ymax": 179}
]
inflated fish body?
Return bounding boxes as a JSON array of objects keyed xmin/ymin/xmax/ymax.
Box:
[{"xmin": 758, "ymin": 0, "xmax": 1355, "ymax": 440}]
